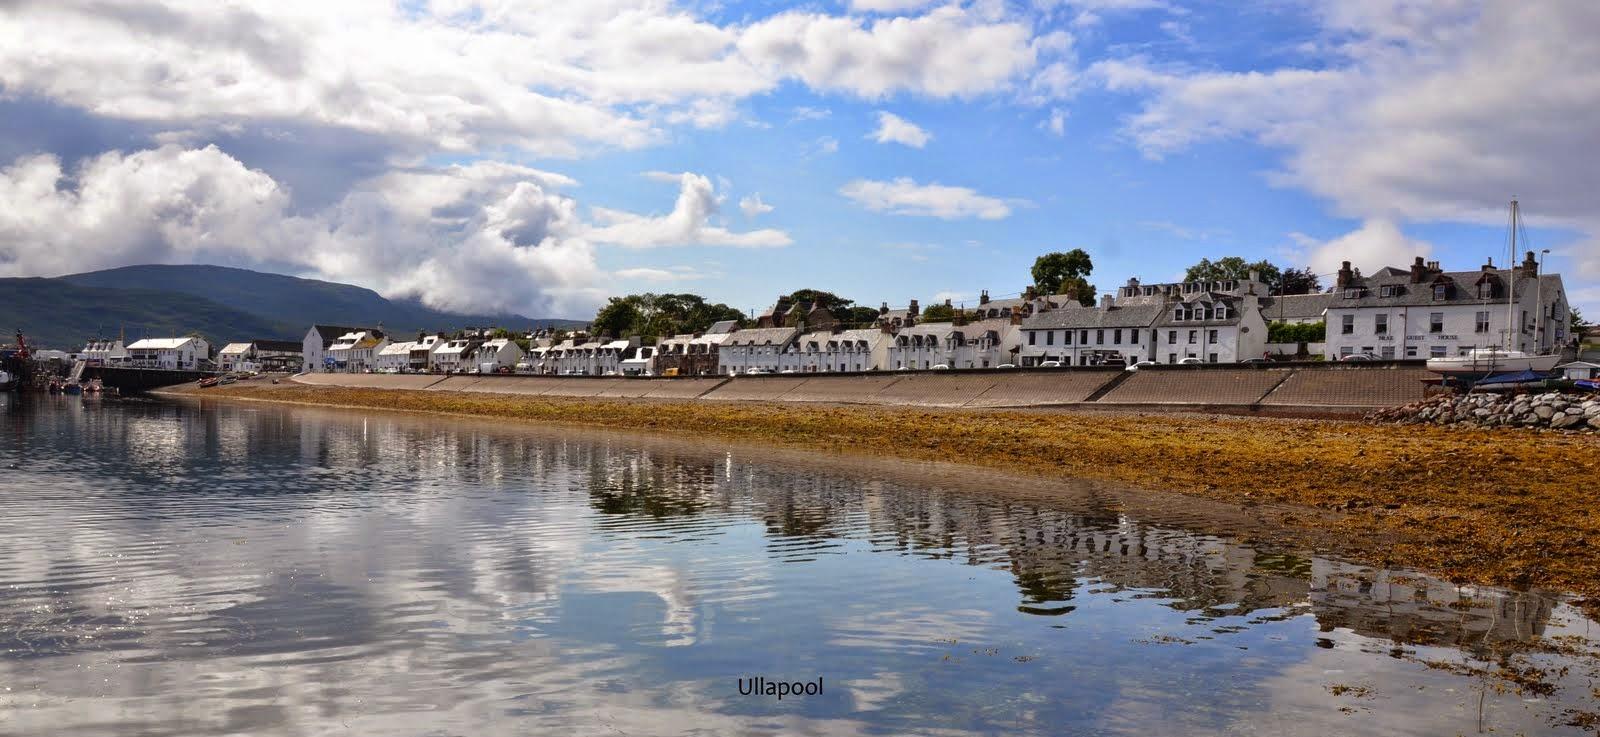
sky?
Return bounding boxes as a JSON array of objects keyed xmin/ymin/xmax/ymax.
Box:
[{"xmin": 1, "ymin": 0, "xmax": 1597, "ymax": 321}]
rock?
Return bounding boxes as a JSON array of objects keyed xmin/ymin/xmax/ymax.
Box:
[
  {"xmin": 1534, "ymin": 405, "xmax": 1556, "ymax": 420},
  {"xmin": 1553, "ymin": 414, "xmax": 1584, "ymax": 429}
]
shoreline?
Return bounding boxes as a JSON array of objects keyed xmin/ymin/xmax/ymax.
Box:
[{"xmin": 156, "ymin": 379, "xmax": 1600, "ymax": 606}]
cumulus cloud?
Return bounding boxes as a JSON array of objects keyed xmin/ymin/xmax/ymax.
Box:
[
  {"xmin": 738, "ymin": 7, "xmax": 1042, "ymax": 99},
  {"xmin": 739, "ymin": 193, "xmax": 774, "ymax": 218},
  {"xmin": 0, "ymin": 146, "xmax": 788, "ymax": 315},
  {"xmin": 869, "ymin": 112, "xmax": 932, "ymax": 148},
  {"xmin": 586, "ymin": 172, "xmax": 792, "ymax": 248},
  {"xmin": 849, "ymin": 0, "xmax": 942, "ymax": 12},
  {"xmin": 1286, "ymin": 219, "xmax": 1434, "ymax": 279},
  {"xmin": 840, "ymin": 177, "xmax": 1018, "ymax": 220}
]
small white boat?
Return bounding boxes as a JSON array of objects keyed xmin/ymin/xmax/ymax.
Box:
[{"xmin": 1427, "ymin": 347, "xmax": 1561, "ymax": 376}]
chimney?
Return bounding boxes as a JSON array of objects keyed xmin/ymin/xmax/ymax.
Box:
[
  {"xmin": 953, "ymin": 309, "xmax": 967, "ymax": 326},
  {"xmin": 1009, "ymin": 310, "xmax": 1023, "ymax": 326},
  {"xmin": 1483, "ymin": 256, "xmax": 1496, "ymax": 272},
  {"xmin": 1426, "ymin": 260, "xmax": 1440, "ymax": 271},
  {"xmin": 908, "ymin": 299, "xmax": 919, "ymax": 317},
  {"xmin": 944, "ymin": 298, "xmax": 953, "ymax": 308},
  {"xmin": 880, "ymin": 319, "xmax": 894, "ymax": 335},
  {"xmin": 1521, "ymin": 250, "xmax": 1538, "ymax": 275},
  {"xmin": 1335, "ymin": 261, "xmax": 1355, "ymax": 290},
  {"xmin": 879, "ymin": 301, "xmax": 889, "ymax": 315},
  {"xmin": 1409, "ymin": 256, "xmax": 1427, "ymax": 283},
  {"xmin": 979, "ymin": 290, "xmax": 990, "ymax": 305},
  {"xmin": 1098, "ymin": 294, "xmax": 1114, "ymax": 310}
]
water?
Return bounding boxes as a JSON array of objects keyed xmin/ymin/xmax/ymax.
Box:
[{"xmin": 1, "ymin": 395, "xmax": 1597, "ymax": 736}]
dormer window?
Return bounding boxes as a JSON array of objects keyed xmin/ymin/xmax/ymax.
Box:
[
  {"xmin": 1379, "ymin": 285, "xmax": 1397, "ymax": 298},
  {"xmin": 1432, "ymin": 284, "xmax": 1448, "ymax": 300},
  {"xmin": 1477, "ymin": 282, "xmax": 1494, "ymax": 299},
  {"xmin": 1215, "ymin": 306, "xmax": 1228, "ymax": 319},
  {"xmin": 1343, "ymin": 288, "xmax": 1363, "ymax": 299}
]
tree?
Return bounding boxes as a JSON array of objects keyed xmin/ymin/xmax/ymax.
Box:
[
  {"xmin": 588, "ymin": 293, "xmax": 745, "ymax": 342},
  {"xmin": 842, "ymin": 306, "xmax": 881, "ymax": 327},
  {"xmin": 1032, "ymin": 249, "xmax": 1096, "ymax": 306},
  {"xmin": 1276, "ymin": 267, "xmax": 1322, "ymax": 295},
  {"xmin": 785, "ymin": 289, "xmax": 854, "ymax": 315},
  {"xmin": 1572, "ymin": 306, "xmax": 1589, "ymax": 333},
  {"xmin": 1184, "ymin": 257, "xmax": 1282, "ymax": 287},
  {"xmin": 920, "ymin": 303, "xmax": 957, "ymax": 322},
  {"xmin": 591, "ymin": 297, "xmax": 644, "ymax": 338}
]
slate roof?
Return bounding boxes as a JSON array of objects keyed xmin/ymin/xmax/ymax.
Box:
[
  {"xmin": 1328, "ymin": 269, "xmax": 1558, "ymax": 309},
  {"xmin": 127, "ymin": 337, "xmax": 202, "ymax": 350},
  {"xmin": 1260, "ymin": 293, "xmax": 1333, "ymax": 321},
  {"xmin": 1021, "ymin": 304, "xmax": 1164, "ymax": 330},
  {"xmin": 722, "ymin": 327, "xmax": 798, "ymax": 346},
  {"xmin": 252, "ymin": 340, "xmax": 302, "ymax": 353},
  {"xmin": 309, "ymin": 325, "xmax": 373, "ymax": 347}
]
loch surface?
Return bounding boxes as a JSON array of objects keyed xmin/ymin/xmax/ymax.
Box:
[{"xmin": 1, "ymin": 395, "xmax": 1596, "ymax": 736}]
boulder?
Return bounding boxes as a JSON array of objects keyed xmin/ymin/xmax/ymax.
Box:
[
  {"xmin": 1553, "ymin": 414, "xmax": 1584, "ymax": 429},
  {"xmin": 1534, "ymin": 405, "xmax": 1556, "ymax": 420}
]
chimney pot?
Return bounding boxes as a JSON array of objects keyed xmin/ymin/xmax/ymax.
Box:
[
  {"xmin": 979, "ymin": 290, "xmax": 990, "ymax": 305},
  {"xmin": 1098, "ymin": 294, "xmax": 1114, "ymax": 310},
  {"xmin": 908, "ymin": 299, "xmax": 919, "ymax": 317}
]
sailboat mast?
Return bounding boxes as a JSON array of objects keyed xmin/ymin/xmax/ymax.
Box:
[{"xmin": 1507, "ymin": 199, "xmax": 1517, "ymax": 351}]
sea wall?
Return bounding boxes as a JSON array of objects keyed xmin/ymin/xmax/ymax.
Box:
[{"xmin": 291, "ymin": 362, "xmax": 1433, "ymax": 414}]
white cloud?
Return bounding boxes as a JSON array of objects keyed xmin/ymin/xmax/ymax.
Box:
[
  {"xmin": 790, "ymin": 106, "xmax": 832, "ymax": 121},
  {"xmin": 614, "ymin": 266, "xmax": 708, "ymax": 283},
  {"xmin": 1286, "ymin": 219, "xmax": 1434, "ymax": 279},
  {"xmin": 840, "ymin": 177, "xmax": 1018, "ymax": 220},
  {"xmin": 849, "ymin": 0, "xmax": 942, "ymax": 12},
  {"xmin": 869, "ymin": 111, "xmax": 932, "ymax": 148},
  {"xmin": 738, "ymin": 7, "xmax": 1040, "ymax": 99},
  {"xmin": 739, "ymin": 193, "xmax": 774, "ymax": 218},
  {"xmin": 1042, "ymin": 108, "xmax": 1068, "ymax": 136},
  {"xmin": 815, "ymin": 136, "xmax": 841, "ymax": 155},
  {"xmin": 586, "ymin": 172, "xmax": 792, "ymax": 248},
  {"xmin": 0, "ymin": 146, "xmax": 791, "ymax": 316}
]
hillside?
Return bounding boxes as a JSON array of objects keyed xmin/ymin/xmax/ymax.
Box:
[
  {"xmin": 0, "ymin": 277, "xmax": 296, "ymax": 349},
  {"xmin": 59, "ymin": 265, "xmax": 586, "ymax": 335}
]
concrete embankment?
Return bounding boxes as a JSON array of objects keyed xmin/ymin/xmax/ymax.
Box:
[{"xmin": 289, "ymin": 362, "xmax": 1435, "ymax": 415}]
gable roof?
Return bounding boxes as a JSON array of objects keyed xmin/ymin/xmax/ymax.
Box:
[
  {"xmin": 1260, "ymin": 293, "xmax": 1333, "ymax": 321},
  {"xmin": 1022, "ymin": 304, "xmax": 1164, "ymax": 330},
  {"xmin": 722, "ymin": 327, "xmax": 798, "ymax": 346},
  {"xmin": 127, "ymin": 337, "xmax": 200, "ymax": 350},
  {"xmin": 218, "ymin": 342, "xmax": 254, "ymax": 355}
]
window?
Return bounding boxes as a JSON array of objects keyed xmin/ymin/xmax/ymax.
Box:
[
  {"xmin": 1375, "ymin": 314, "xmax": 1388, "ymax": 335},
  {"xmin": 1341, "ymin": 314, "xmax": 1355, "ymax": 335},
  {"xmin": 1522, "ymin": 310, "xmax": 1529, "ymax": 333},
  {"xmin": 1064, "ymin": 331, "xmax": 1073, "ymax": 345},
  {"xmin": 1168, "ymin": 330, "xmax": 1177, "ymax": 344},
  {"xmin": 1362, "ymin": 346, "xmax": 1375, "ymax": 355},
  {"xmin": 1475, "ymin": 311, "xmax": 1490, "ymax": 333},
  {"xmin": 1478, "ymin": 282, "xmax": 1494, "ymax": 299},
  {"xmin": 1029, "ymin": 332, "xmax": 1037, "ymax": 346},
  {"xmin": 1344, "ymin": 288, "xmax": 1361, "ymax": 299},
  {"xmin": 1340, "ymin": 346, "xmax": 1354, "ymax": 357},
  {"xmin": 1129, "ymin": 329, "xmax": 1140, "ymax": 343},
  {"xmin": 1208, "ymin": 330, "xmax": 1219, "ymax": 343},
  {"xmin": 1188, "ymin": 330, "xmax": 1197, "ymax": 344},
  {"xmin": 1096, "ymin": 329, "xmax": 1105, "ymax": 345},
  {"xmin": 1430, "ymin": 345, "xmax": 1447, "ymax": 358},
  {"xmin": 1113, "ymin": 329, "xmax": 1122, "ymax": 344},
  {"xmin": 1045, "ymin": 331, "xmax": 1054, "ymax": 346},
  {"xmin": 1168, "ymin": 353, "xmax": 1177, "ymax": 363},
  {"xmin": 1216, "ymin": 306, "xmax": 1227, "ymax": 320},
  {"xmin": 1080, "ymin": 330, "xmax": 1089, "ymax": 344},
  {"xmin": 1381, "ymin": 346, "xmax": 1395, "ymax": 359},
  {"xmin": 1429, "ymin": 312, "xmax": 1444, "ymax": 333},
  {"xmin": 1208, "ymin": 353, "xmax": 1218, "ymax": 363},
  {"xmin": 1433, "ymin": 284, "xmax": 1448, "ymax": 300},
  {"xmin": 1380, "ymin": 285, "xmax": 1397, "ymax": 297},
  {"xmin": 1405, "ymin": 345, "xmax": 1418, "ymax": 358},
  {"xmin": 1175, "ymin": 307, "xmax": 1186, "ymax": 321}
]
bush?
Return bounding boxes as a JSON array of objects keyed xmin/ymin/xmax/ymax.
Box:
[{"xmin": 1268, "ymin": 320, "xmax": 1325, "ymax": 343}]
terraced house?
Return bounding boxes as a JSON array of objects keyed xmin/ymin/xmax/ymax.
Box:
[
  {"xmin": 718, "ymin": 327, "xmax": 798, "ymax": 375},
  {"xmin": 1323, "ymin": 255, "xmax": 1569, "ymax": 360},
  {"xmin": 1019, "ymin": 276, "xmax": 1270, "ymax": 365},
  {"xmin": 782, "ymin": 327, "xmax": 893, "ymax": 373}
]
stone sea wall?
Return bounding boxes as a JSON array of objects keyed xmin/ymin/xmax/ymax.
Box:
[{"xmin": 1367, "ymin": 392, "xmax": 1600, "ymax": 431}]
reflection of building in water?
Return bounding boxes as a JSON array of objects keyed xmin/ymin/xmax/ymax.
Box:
[{"xmin": 1308, "ymin": 559, "xmax": 1552, "ymax": 652}]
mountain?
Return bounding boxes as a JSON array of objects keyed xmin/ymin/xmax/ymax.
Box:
[
  {"xmin": 0, "ymin": 277, "xmax": 296, "ymax": 349},
  {"xmin": 2, "ymin": 265, "xmax": 587, "ymax": 349}
]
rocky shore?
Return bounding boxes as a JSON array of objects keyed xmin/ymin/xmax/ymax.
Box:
[{"xmin": 1368, "ymin": 391, "xmax": 1600, "ymax": 431}]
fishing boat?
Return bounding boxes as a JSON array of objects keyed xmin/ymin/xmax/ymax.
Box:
[
  {"xmin": 0, "ymin": 329, "xmax": 30, "ymax": 391},
  {"xmin": 198, "ymin": 376, "xmax": 221, "ymax": 388},
  {"xmin": 1427, "ymin": 199, "xmax": 1562, "ymax": 379}
]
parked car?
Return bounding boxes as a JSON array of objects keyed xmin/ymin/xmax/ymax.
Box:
[
  {"xmin": 1241, "ymin": 357, "xmax": 1271, "ymax": 364},
  {"xmin": 1178, "ymin": 357, "xmax": 1205, "ymax": 365},
  {"xmin": 996, "ymin": 363, "xmax": 1017, "ymax": 369},
  {"xmin": 1340, "ymin": 353, "xmax": 1376, "ymax": 362},
  {"xmin": 929, "ymin": 364, "xmax": 950, "ymax": 370},
  {"xmin": 1038, "ymin": 360, "xmax": 1062, "ymax": 368},
  {"xmin": 1098, "ymin": 358, "xmax": 1127, "ymax": 368},
  {"xmin": 744, "ymin": 367, "xmax": 771, "ymax": 375},
  {"xmin": 1126, "ymin": 360, "xmax": 1157, "ymax": 371}
]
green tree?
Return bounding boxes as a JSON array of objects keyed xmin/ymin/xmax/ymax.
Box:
[
  {"xmin": 1184, "ymin": 257, "xmax": 1282, "ymax": 287},
  {"xmin": 1031, "ymin": 249, "xmax": 1096, "ymax": 306},
  {"xmin": 588, "ymin": 293, "xmax": 746, "ymax": 342},
  {"xmin": 785, "ymin": 289, "xmax": 854, "ymax": 315},
  {"xmin": 1276, "ymin": 267, "xmax": 1322, "ymax": 295},
  {"xmin": 1268, "ymin": 320, "xmax": 1326, "ymax": 343},
  {"xmin": 841, "ymin": 305, "xmax": 881, "ymax": 327},
  {"xmin": 591, "ymin": 297, "xmax": 644, "ymax": 338},
  {"xmin": 920, "ymin": 303, "xmax": 957, "ymax": 322},
  {"xmin": 1571, "ymin": 306, "xmax": 1588, "ymax": 333}
]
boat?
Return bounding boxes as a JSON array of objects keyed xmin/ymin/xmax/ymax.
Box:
[
  {"xmin": 1426, "ymin": 199, "xmax": 1561, "ymax": 379},
  {"xmin": 63, "ymin": 382, "xmax": 82, "ymax": 395},
  {"xmin": 0, "ymin": 369, "xmax": 14, "ymax": 392},
  {"xmin": 1427, "ymin": 347, "xmax": 1562, "ymax": 377},
  {"xmin": 0, "ymin": 329, "xmax": 30, "ymax": 391},
  {"xmin": 198, "ymin": 377, "xmax": 221, "ymax": 388}
]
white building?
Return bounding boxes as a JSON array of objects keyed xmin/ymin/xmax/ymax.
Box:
[
  {"xmin": 887, "ymin": 323, "xmax": 956, "ymax": 370},
  {"xmin": 126, "ymin": 337, "xmax": 210, "ymax": 370},
  {"xmin": 302, "ymin": 325, "xmax": 371, "ymax": 373},
  {"xmin": 654, "ymin": 320, "xmax": 739, "ymax": 376},
  {"xmin": 782, "ymin": 328, "xmax": 893, "ymax": 373},
  {"xmin": 468, "ymin": 338, "xmax": 525, "ymax": 373},
  {"xmin": 1557, "ymin": 361, "xmax": 1600, "ymax": 381},
  {"xmin": 1261, "ymin": 293, "xmax": 1333, "ymax": 325},
  {"xmin": 409, "ymin": 335, "xmax": 443, "ymax": 372},
  {"xmin": 80, "ymin": 338, "xmax": 129, "ymax": 365},
  {"xmin": 1019, "ymin": 276, "xmax": 1272, "ymax": 365},
  {"xmin": 326, "ymin": 330, "xmax": 389, "ymax": 373},
  {"xmin": 1019, "ymin": 301, "xmax": 1162, "ymax": 366},
  {"xmin": 375, "ymin": 341, "xmax": 416, "ymax": 372},
  {"xmin": 1324, "ymin": 255, "xmax": 1569, "ymax": 361},
  {"xmin": 217, "ymin": 343, "xmax": 257, "ymax": 372},
  {"xmin": 431, "ymin": 338, "xmax": 480, "ymax": 373},
  {"xmin": 718, "ymin": 327, "xmax": 798, "ymax": 375},
  {"xmin": 945, "ymin": 318, "xmax": 1022, "ymax": 369},
  {"xmin": 620, "ymin": 345, "xmax": 657, "ymax": 376}
]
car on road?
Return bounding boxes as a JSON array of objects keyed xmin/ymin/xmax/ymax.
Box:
[
  {"xmin": 996, "ymin": 363, "xmax": 1017, "ymax": 369},
  {"xmin": 929, "ymin": 364, "xmax": 950, "ymax": 370},
  {"xmin": 1177, "ymin": 357, "xmax": 1205, "ymax": 365},
  {"xmin": 744, "ymin": 367, "xmax": 771, "ymax": 375},
  {"xmin": 1038, "ymin": 360, "xmax": 1062, "ymax": 368},
  {"xmin": 1340, "ymin": 353, "xmax": 1376, "ymax": 362},
  {"xmin": 1126, "ymin": 360, "xmax": 1157, "ymax": 371}
]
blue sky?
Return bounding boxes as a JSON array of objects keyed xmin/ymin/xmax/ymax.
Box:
[{"xmin": 1, "ymin": 0, "xmax": 1595, "ymax": 319}]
